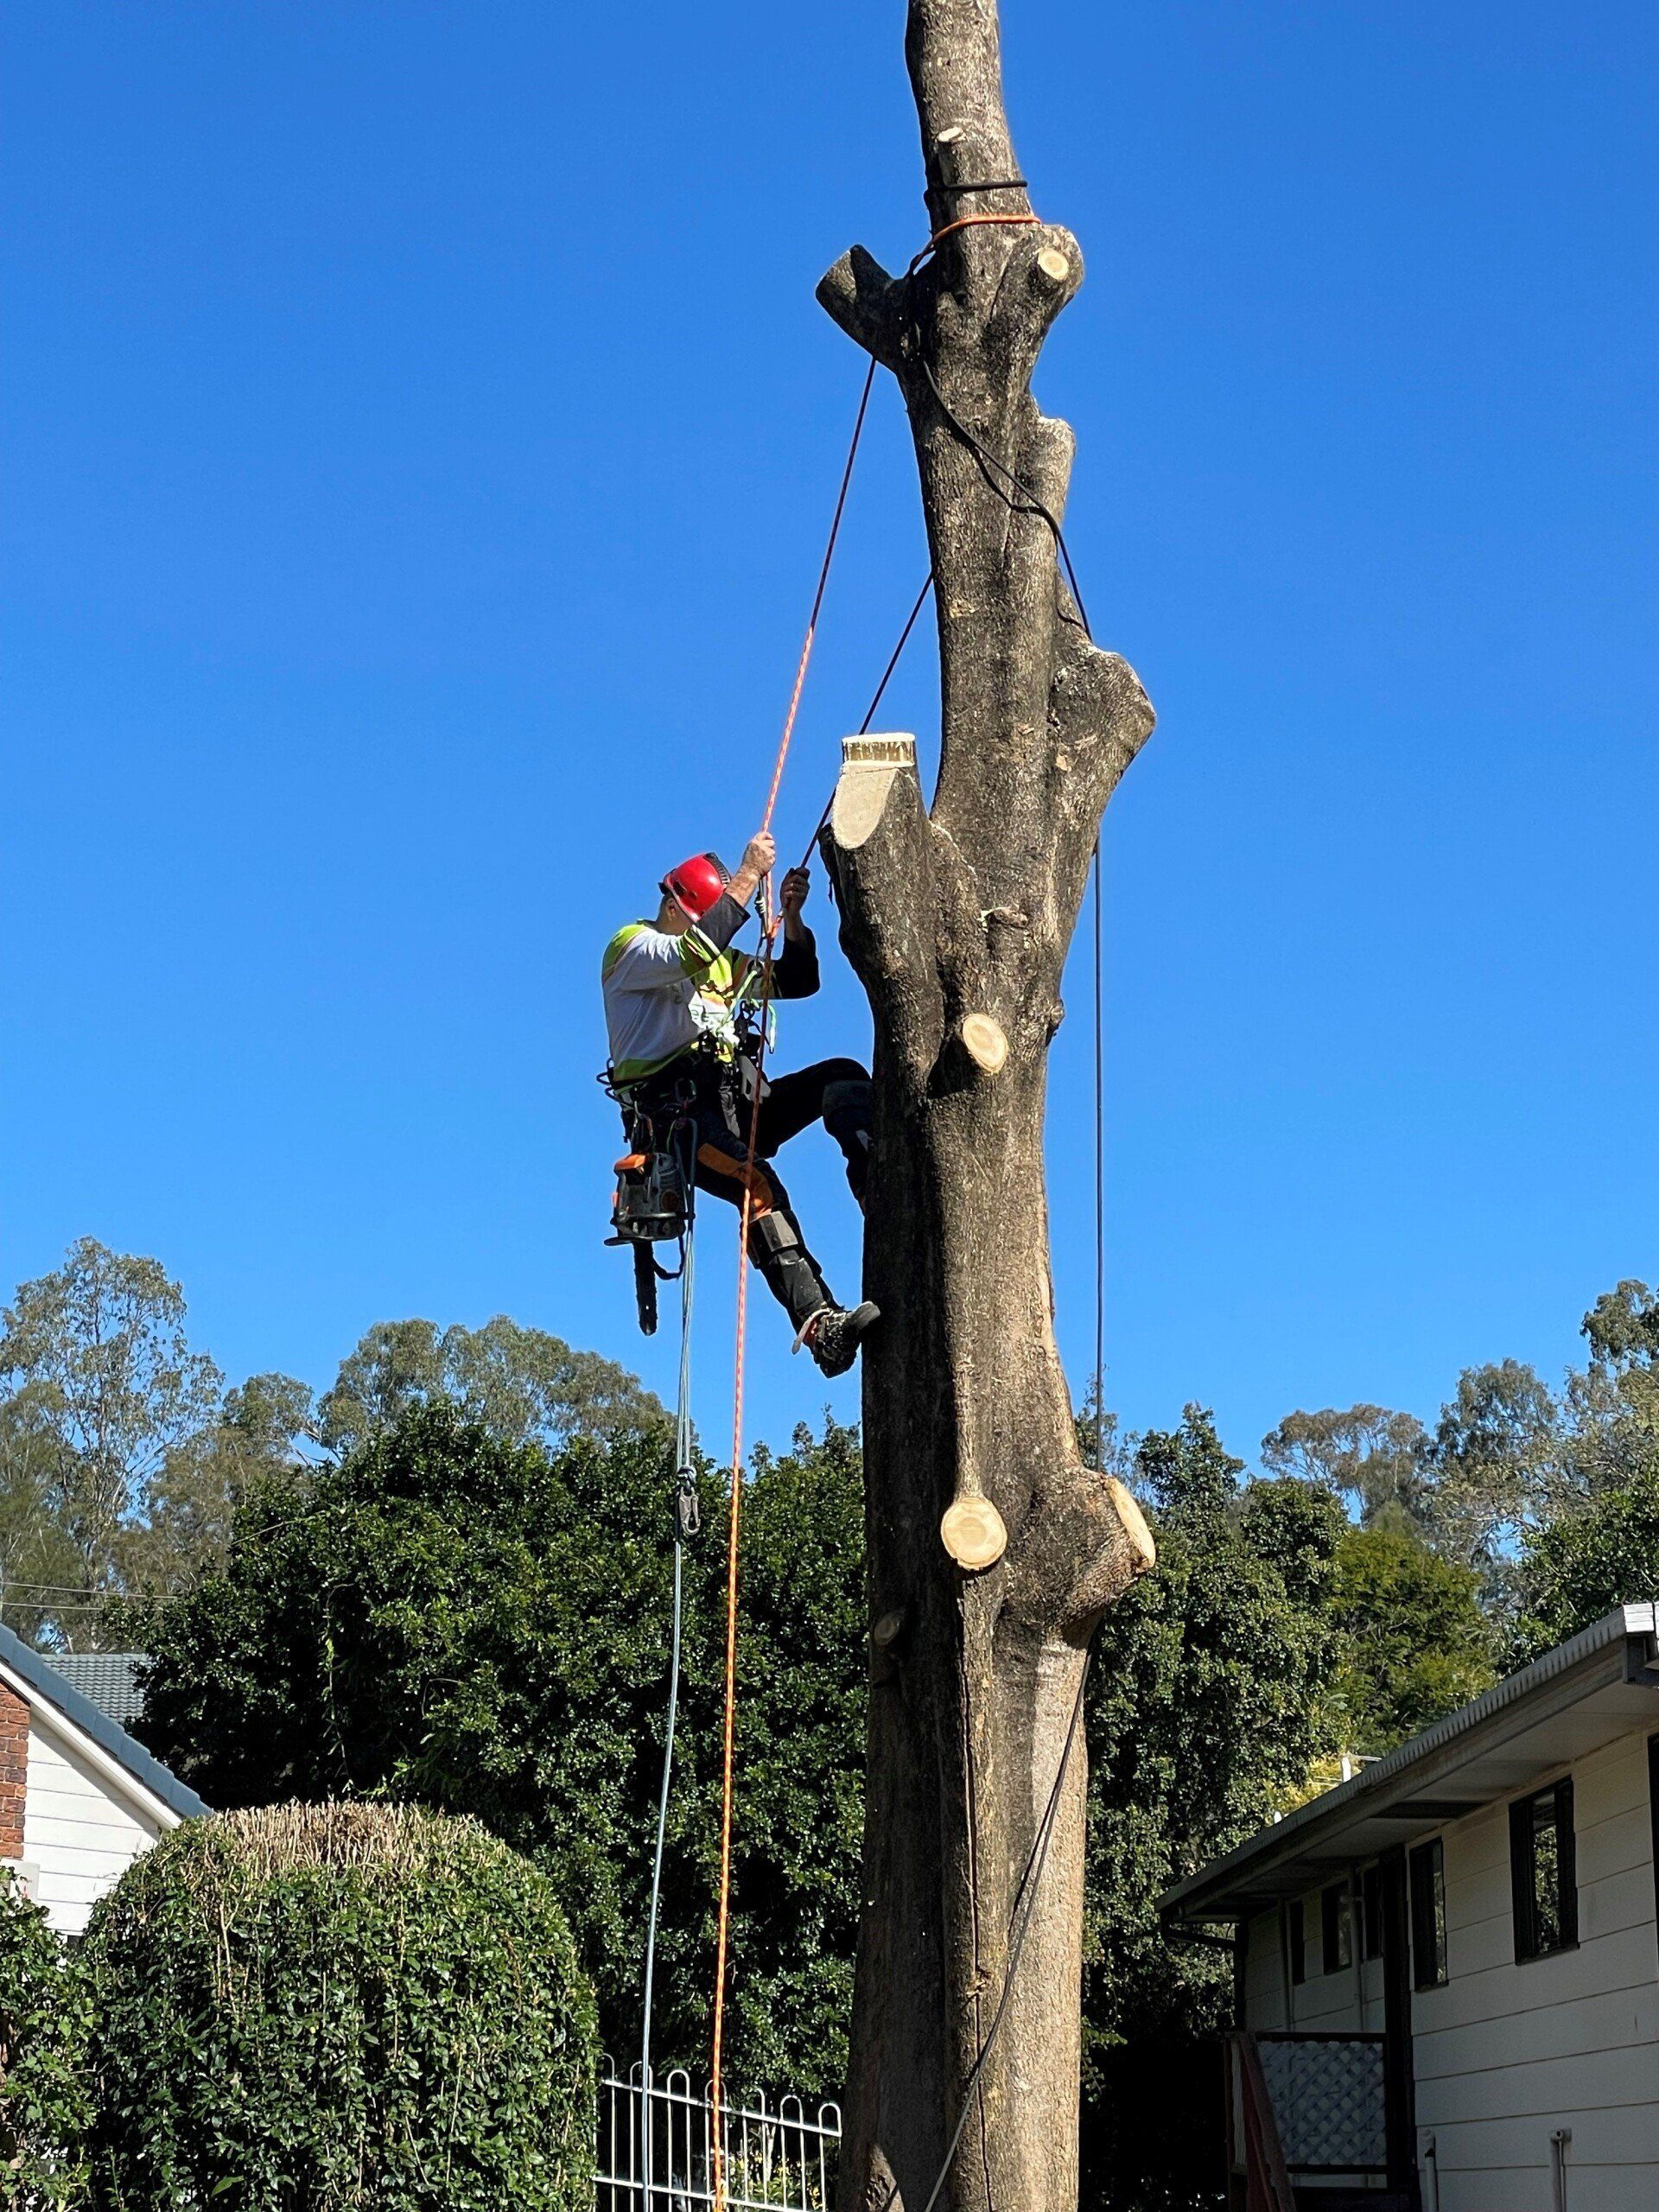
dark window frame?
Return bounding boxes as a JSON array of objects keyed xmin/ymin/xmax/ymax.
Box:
[
  {"xmin": 1287, "ymin": 1895, "xmax": 1306, "ymax": 1986},
  {"xmin": 1408, "ymin": 1836, "xmax": 1447, "ymax": 1990},
  {"xmin": 1320, "ymin": 1879, "xmax": 1353, "ymax": 1974},
  {"xmin": 1359, "ymin": 1862, "xmax": 1384, "ymax": 1962},
  {"xmin": 1510, "ymin": 1777, "xmax": 1578, "ymax": 1963}
]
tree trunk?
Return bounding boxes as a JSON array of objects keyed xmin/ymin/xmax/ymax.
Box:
[{"xmin": 816, "ymin": 10, "xmax": 1158, "ymax": 2211}]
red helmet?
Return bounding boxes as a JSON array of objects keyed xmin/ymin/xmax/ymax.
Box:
[{"xmin": 662, "ymin": 852, "xmax": 727, "ymax": 922}]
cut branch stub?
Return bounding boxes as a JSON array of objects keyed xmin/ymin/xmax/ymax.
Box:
[
  {"xmin": 940, "ymin": 1491, "xmax": 1007, "ymax": 1570},
  {"xmin": 831, "ymin": 734, "xmax": 918, "ymax": 850},
  {"xmin": 960, "ymin": 1013, "xmax": 1007, "ymax": 1073}
]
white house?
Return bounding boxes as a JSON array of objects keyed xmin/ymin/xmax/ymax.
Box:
[
  {"xmin": 0, "ymin": 1622, "xmax": 207, "ymax": 1934},
  {"xmin": 1160, "ymin": 1602, "xmax": 1659, "ymax": 2212}
]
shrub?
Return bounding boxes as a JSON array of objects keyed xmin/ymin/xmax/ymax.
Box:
[
  {"xmin": 0, "ymin": 1871, "xmax": 92, "ymax": 2209},
  {"xmin": 81, "ymin": 1802, "xmax": 596, "ymax": 2211}
]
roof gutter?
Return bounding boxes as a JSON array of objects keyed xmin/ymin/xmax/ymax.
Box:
[{"xmin": 1159, "ymin": 1603, "xmax": 1659, "ymax": 1927}]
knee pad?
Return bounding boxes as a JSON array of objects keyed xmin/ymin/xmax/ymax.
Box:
[{"xmin": 748, "ymin": 1211, "xmax": 802, "ymax": 1262}]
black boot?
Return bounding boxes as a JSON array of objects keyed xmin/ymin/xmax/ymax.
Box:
[
  {"xmin": 747, "ymin": 1212, "xmax": 881, "ymax": 1375},
  {"xmin": 806, "ymin": 1299, "xmax": 880, "ymax": 1377}
]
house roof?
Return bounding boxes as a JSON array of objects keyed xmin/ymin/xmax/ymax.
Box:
[
  {"xmin": 0, "ymin": 1623, "xmax": 209, "ymax": 1825},
  {"xmin": 41, "ymin": 1651, "xmax": 145, "ymax": 1728},
  {"xmin": 1160, "ymin": 1602, "xmax": 1659, "ymax": 1927}
]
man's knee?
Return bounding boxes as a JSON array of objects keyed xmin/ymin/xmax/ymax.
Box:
[
  {"xmin": 822, "ymin": 1072, "xmax": 873, "ymax": 1136},
  {"xmin": 818, "ymin": 1057, "xmax": 869, "ymax": 1088}
]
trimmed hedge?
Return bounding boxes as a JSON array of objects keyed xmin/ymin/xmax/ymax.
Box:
[
  {"xmin": 81, "ymin": 1802, "xmax": 597, "ymax": 2210},
  {"xmin": 0, "ymin": 1871, "xmax": 92, "ymax": 2209}
]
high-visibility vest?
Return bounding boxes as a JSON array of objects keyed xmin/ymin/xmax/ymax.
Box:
[{"xmin": 601, "ymin": 918, "xmax": 767, "ymax": 1084}]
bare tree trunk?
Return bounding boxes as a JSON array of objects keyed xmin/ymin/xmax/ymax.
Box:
[{"xmin": 816, "ymin": 10, "xmax": 1158, "ymax": 2212}]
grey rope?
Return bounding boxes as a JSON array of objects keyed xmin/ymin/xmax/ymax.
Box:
[{"xmin": 640, "ymin": 1206, "xmax": 697, "ymax": 2186}]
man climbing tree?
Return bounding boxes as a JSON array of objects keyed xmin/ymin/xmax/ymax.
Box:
[
  {"xmin": 813, "ymin": 7, "xmax": 1159, "ymax": 2209},
  {"xmin": 601, "ymin": 831, "xmax": 879, "ymax": 1375}
]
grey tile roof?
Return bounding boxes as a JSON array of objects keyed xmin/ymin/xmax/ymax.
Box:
[
  {"xmin": 0, "ymin": 1624, "xmax": 209, "ymax": 1822},
  {"xmin": 41, "ymin": 1652, "xmax": 145, "ymax": 1727}
]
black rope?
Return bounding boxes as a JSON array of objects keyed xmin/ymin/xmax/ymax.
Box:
[
  {"xmin": 932, "ymin": 176, "xmax": 1028, "ymax": 194},
  {"xmin": 798, "ymin": 572, "xmax": 935, "ymax": 871},
  {"xmin": 878, "ymin": 1653, "xmax": 1091, "ymax": 2212},
  {"xmin": 859, "ymin": 573, "xmax": 935, "ymax": 734},
  {"xmin": 918, "ymin": 359, "xmax": 1093, "ymax": 641}
]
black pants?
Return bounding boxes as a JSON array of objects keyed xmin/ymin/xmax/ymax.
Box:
[{"xmin": 626, "ymin": 1054, "xmax": 871, "ymax": 1319}]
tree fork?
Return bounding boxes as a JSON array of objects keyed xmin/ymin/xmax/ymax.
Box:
[{"xmin": 816, "ymin": 8, "xmax": 1157, "ymax": 2212}]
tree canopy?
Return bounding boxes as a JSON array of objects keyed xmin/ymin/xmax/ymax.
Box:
[
  {"xmin": 0, "ymin": 1242, "xmax": 664, "ymax": 1647},
  {"xmin": 15, "ymin": 1234, "xmax": 1659, "ymax": 2208},
  {"xmin": 137, "ymin": 1404, "xmax": 861, "ymax": 2088}
]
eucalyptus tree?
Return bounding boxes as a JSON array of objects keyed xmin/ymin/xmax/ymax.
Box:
[{"xmin": 815, "ymin": 10, "xmax": 1157, "ymax": 2207}]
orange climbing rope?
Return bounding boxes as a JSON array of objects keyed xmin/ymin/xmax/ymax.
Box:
[
  {"xmin": 708, "ymin": 356, "xmax": 876, "ymax": 2209},
  {"xmin": 924, "ymin": 208, "xmax": 1040, "ymax": 252}
]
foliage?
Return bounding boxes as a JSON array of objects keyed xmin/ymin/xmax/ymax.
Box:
[
  {"xmin": 0, "ymin": 1242, "xmax": 316, "ymax": 1644},
  {"xmin": 1260, "ymin": 1403, "xmax": 1431, "ymax": 1527},
  {"xmin": 0, "ymin": 1872, "xmax": 93, "ymax": 2209},
  {"xmin": 80, "ymin": 1802, "xmax": 596, "ymax": 2212},
  {"xmin": 137, "ymin": 1404, "xmax": 864, "ymax": 2094},
  {"xmin": 114, "ymin": 1371, "xmax": 317, "ymax": 1603},
  {"xmin": 1080, "ymin": 1410, "xmax": 1345, "ymax": 2212},
  {"xmin": 1426, "ymin": 1358, "xmax": 1562, "ymax": 1573},
  {"xmin": 315, "ymin": 1316, "xmax": 664, "ymax": 1457},
  {"xmin": 0, "ymin": 1395, "xmax": 86, "ymax": 1649},
  {"xmin": 1510, "ymin": 1449, "xmax": 1659, "ymax": 1667},
  {"xmin": 0, "ymin": 1240, "xmax": 223, "ymax": 1554},
  {"xmin": 1327, "ymin": 1523, "xmax": 1495, "ymax": 1753},
  {"xmin": 0, "ymin": 1242, "xmax": 663, "ymax": 1647}
]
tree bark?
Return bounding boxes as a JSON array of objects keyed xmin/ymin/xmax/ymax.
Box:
[{"xmin": 816, "ymin": 10, "xmax": 1158, "ymax": 2212}]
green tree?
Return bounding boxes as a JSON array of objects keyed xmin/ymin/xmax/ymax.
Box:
[
  {"xmin": 1260, "ymin": 1403, "xmax": 1431, "ymax": 1529},
  {"xmin": 83, "ymin": 1803, "xmax": 595, "ymax": 2212},
  {"xmin": 1081, "ymin": 1409, "xmax": 1345, "ymax": 2212},
  {"xmin": 1510, "ymin": 1449, "xmax": 1659, "ymax": 1666},
  {"xmin": 1423, "ymin": 1358, "xmax": 1560, "ymax": 1573},
  {"xmin": 1563, "ymin": 1279, "xmax": 1659, "ymax": 1491},
  {"xmin": 136, "ymin": 1403, "xmax": 862, "ymax": 2093},
  {"xmin": 114, "ymin": 1372, "xmax": 315, "ymax": 1600},
  {"xmin": 1328, "ymin": 1523, "xmax": 1495, "ymax": 1753},
  {"xmin": 0, "ymin": 1868, "xmax": 93, "ymax": 2208},
  {"xmin": 316, "ymin": 1316, "xmax": 664, "ymax": 1456},
  {"xmin": 0, "ymin": 1393, "xmax": 87, "ymax": 1647},
  {"xmin": 0, "ymin": 1240, "xmax": 222, "ymax": 1560}
]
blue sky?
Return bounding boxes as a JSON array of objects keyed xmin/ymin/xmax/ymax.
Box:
[{"xmin": 5, "ymin": 3, "xmax": 1656, "ymax": 1467}]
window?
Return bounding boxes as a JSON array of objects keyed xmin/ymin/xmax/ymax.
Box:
[
  {"xmin": 1286, "ymin": 1896, "xmax": 1306, "ymax": 1985},
  {"xmin": 1321, "ymin": 1880, "xmax": 1352, "ymax": 1972},
  {"xmin": 1360, "ymin": 1862, "xmax": 1384, "ymax": 1961},
  {"xmin": 1510, "ymin": 1778, "xmax": 1578, "ymax": 1961},
  {"xmin": 1408, "ymin": 1838, "xmax": 1447, "ymax": 1989}
]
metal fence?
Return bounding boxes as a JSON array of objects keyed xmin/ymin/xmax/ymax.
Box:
[
  {"xmin": 597, "ymin": 2062, "xmax": 842, "ymax": 2212},
  {"xmin": 1253, "ymin": 2031, "xmax": 1388, "ymax": 2176}
]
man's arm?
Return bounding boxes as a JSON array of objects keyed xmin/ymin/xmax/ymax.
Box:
[
  {"xmin": 725, "ymin": 830, "xmax": 775, "ymax": 913},
  {"xmin": 771, "ymin": 866, "xmax": 820, "ymax": 999}
]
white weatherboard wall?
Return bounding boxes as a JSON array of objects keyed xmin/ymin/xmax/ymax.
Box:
[
  {"xmin": 22, "ymin": 1705, "xmax": 167, "ymax": 1935},
  {"xmin": 1241, "ymin": 1891, "xmax": 1386, "ymax": 2036},
  {"xmin": 1414, "ymin": 1732, "xmax": 1659, "ymax": 2212}
]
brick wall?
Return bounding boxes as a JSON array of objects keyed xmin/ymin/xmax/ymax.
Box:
[{"xmin": 0, "ymin": 1681, "xmax": 28, "ymax": 1859}]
